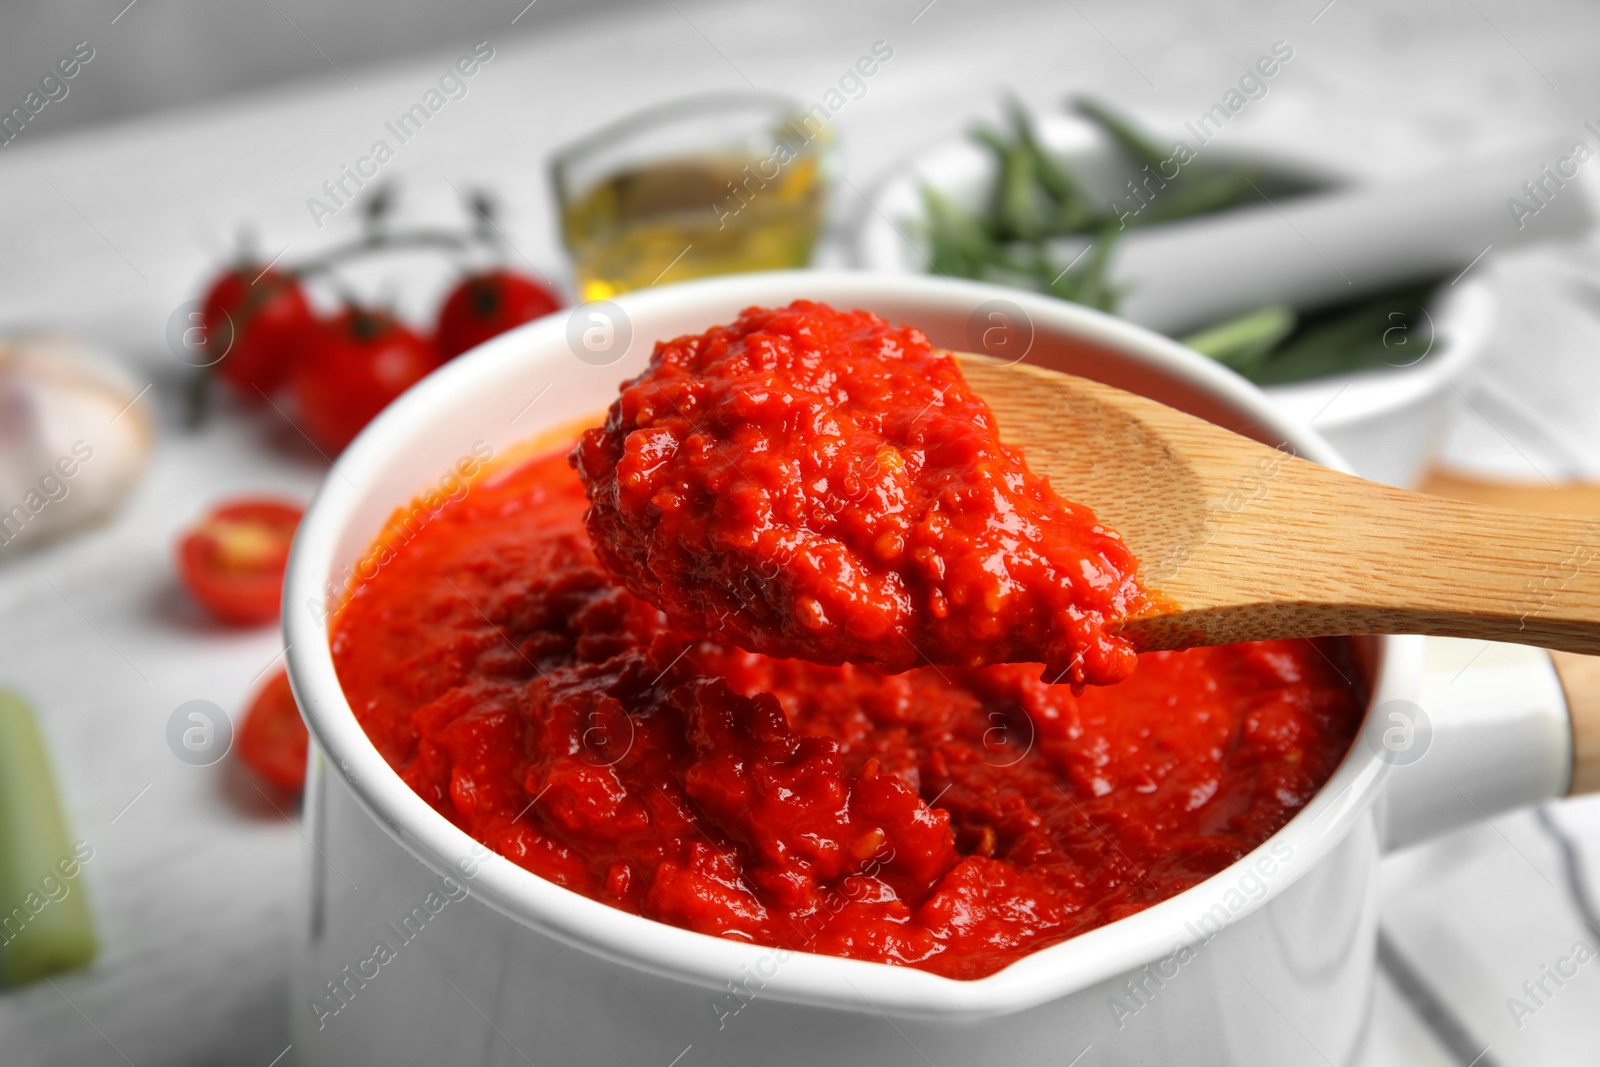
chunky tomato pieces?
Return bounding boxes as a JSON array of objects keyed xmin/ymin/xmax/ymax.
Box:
[
  {"xmin": 573, "ymin": 301, "xmax": 1147, "ymax": 688},
  {"xmin": 332, "ymin": 447, "xmax": 1363, "ymax": 979}
]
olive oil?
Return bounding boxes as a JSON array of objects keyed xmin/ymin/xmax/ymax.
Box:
[{"xmin": 559, "ymin": 149, "xmax": 828, "ymax": 301}]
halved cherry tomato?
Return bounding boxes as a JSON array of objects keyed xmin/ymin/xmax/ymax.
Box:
[
  {"xmin": 291, "ymin": 306, "xmax": 438, "ymax": 453},
  {"xmin": 434, "ymin": 269, "xmax": 562, "ymax": 361},
  {"xmin": 237, "ymin": 668, "xmax": 308, "ymax": 793},
  {"xmin": 177, "ymin": 499, "xmax": 303, "ymax": 626},
  {"xmin": 201, "ymin": 266, "xmax": 316, "ymax": 396}
]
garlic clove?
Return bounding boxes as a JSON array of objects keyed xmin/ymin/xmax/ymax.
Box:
[{"xmin": 0, "ymin": 333, "xmax": 154, "ymax": 557}]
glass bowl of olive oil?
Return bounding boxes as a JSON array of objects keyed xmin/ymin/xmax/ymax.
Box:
[{"xmin": 552, "ymin": 93, "xmax": 833, "ymax": 301}]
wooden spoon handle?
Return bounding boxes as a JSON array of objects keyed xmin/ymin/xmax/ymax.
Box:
[
  {"xmin": 962, "ymin": 356, "xmax": 1600, "ymax": 655},
  {"xmin": 1552, "ymin": 651, "xmax": 1600, "ymax": 795},
  {"xmin": 1121, "ymin": 450, "xmax": 1600, "ymax": 655}
]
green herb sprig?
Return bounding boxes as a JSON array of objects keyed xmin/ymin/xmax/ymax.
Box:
[{"xmin": 918, "ymin": 99, "xmax": 1446, "ymax": 384}]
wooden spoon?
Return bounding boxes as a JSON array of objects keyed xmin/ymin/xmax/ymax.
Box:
[{"xmin": 956, "ymin": 354, "xmax": 1600, "ymax": 656}]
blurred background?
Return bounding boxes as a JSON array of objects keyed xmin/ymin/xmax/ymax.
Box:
[
  {"xmin": 0, "ymin": 0, "xmax": 615, "ymax": 133},
  {"xmin": 3, "ymin": 1, "xmax": 1600, "ymax": 1064}
]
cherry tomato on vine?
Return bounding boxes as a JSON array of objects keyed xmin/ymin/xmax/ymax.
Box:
[
  {"xmin": 201, "ymin": 266, "xmax": 316, "ymax": 396},
  {"xmin": 434, "ymin": 269, "xmax": 562, "ymax": 361},
  {"xmin": 177, "ymin": 498, "xmax": 304, "ymax": 626},
  {"xmin": 237, "ymin": 668, "xmax": 308, "ymax": 793},
  {"xmin": 291, "ymin": 306, "xmax": 439, "ymax": 453}
]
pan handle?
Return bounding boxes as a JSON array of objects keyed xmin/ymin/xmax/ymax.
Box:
[{"xmin": 1382, "ymin": 638, "xmax": 1574, "ymax": 851}]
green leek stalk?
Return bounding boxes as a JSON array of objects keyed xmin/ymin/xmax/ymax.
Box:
[{"xmin": 0, "ymin": 687, "xmax": 97, "ymax": 985}]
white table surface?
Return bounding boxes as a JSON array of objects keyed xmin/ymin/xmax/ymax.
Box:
[{"xmin": 3, "ymin": 1, "xmax": 1600, "ymax": 1064}]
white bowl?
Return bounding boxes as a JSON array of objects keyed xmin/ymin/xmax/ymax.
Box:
[
  {"xmin": 284, "ymin": 271, "xmax": 1567, "ymax": 1066},
  {"xmin": 852, "ymin": 112, "xmax": 1494, "ymax": 487}
]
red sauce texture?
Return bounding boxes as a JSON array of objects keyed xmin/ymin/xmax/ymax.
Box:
[
  {"xmin": 572, "ymin": 301, "xmax": 1148, "ymax": 688},
  {"xmin": 333, "ymin": 446, "xmax": 1364, "ymax": 980}
]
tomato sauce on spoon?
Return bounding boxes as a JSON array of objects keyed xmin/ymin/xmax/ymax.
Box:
[{"xmin": 572, "ymin": 301, "xmax": 1148, "ymax": 687}]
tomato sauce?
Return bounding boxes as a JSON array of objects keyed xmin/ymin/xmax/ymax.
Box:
[
  {"xmin": 332, "ymin": 445, "xmax": 1364, "ymax": 980},
  {"xmin": 572, "ymin": 301, "xmax": 1148, "ymax": 689}
]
